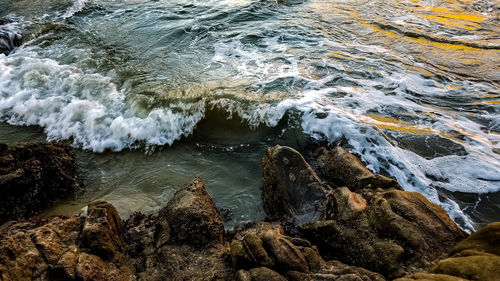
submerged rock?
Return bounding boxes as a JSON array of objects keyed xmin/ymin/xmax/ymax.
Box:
[{"xmin": 0, "ymin": 142, "xmax": 81, "ymax": 224}]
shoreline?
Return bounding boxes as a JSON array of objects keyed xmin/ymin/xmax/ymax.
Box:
[{"xmin": 1, "ymin": 141, "xmax": 498, "ymax": 280}]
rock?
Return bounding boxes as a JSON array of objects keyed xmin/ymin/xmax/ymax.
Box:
[
  {"xmin": 395, "ymin": 222, "xmax": 500, "ymax": 281},
  {"xmin": 315, "ymin": 146, "xmax": 401, "ymax": 190},
  {"xmin": 249, "ymin": 267, "xmax": 288, "ymax": 281},
  {"xmin": 261, "ymin": 145, "xmax": 465, "ymax": 278},
  {"xmin": 260, "ymin": 231, "xmax": 308, "ymax": 272},
  {"xmin": 157, "ymin": 177, "xmax": 224, "ymax": 248},
  {"xmin": 394, "ymin": 273, "xmax": 468, "ymax": 281},
  {"xmin": 0, "ymin": 142, "xmax": 81, "ymax": 224},
  {"xmin": 450, "ymin": 222, "xmax": 500, "ymax": 256},
  {"xmin": 301, "ymin": 188, "xmax": 466, "ymax": 278},
  {"xmin": 75, "ymin": 252, "xmax": 134, "ymax": 281},
  {"xmin": 261, "ymin": 145, "xmax": 334, "ymax": 224},
  {"xmin": 0, "ymin": 226, "xmax": 49, "ymax": 281},
  {"xmin": 82, "ymin": 201, "xmax": 124, "ymax": 259},
  {"xmin": 231, "ymin": 233, "xmax": 274, "ymax": 269},
  {"xmin": 230, "ymin": 224, "xmax": 385, "ymax": 281}
]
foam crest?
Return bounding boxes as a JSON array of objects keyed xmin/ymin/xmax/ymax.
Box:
[
  {"xmin": 0, "ymin": 49, "xmax": 204, "ymax": 152},
  {"xmin": 63, "ymin": 0, "xmax": 87, "ymax": 19}
]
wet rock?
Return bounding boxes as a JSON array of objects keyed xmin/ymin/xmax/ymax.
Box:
[
  {"xmin": 301, "ymin": 188, "xmax": 466, "ymax": 278},
  {"xmin": 260, "ymin": 231, "xmax": 308, "ymax": 272},
  {"xmin": 0, "ymin": 142, "xmax": 81, "ymax": 224},
  {"xmin": 230, "ymin": 224, "xmax": 385, "ymax": 281},
  {"xmin": 231, "ymin": 233, "xmax": 274, "ymax": 269},
  {"xmin": 82, "ymin": 201, "xmax": 124, "ymax": 259},
  {"xmin": 157, "ymin": 177, "xmax": 224, "ymax": 248},
  {"xmin": 395, "ymin": 224, "xmax": 500, "ymax": 281},
  {"xmin": 261, "ymin": 145, "xmax": 334, "ymax": 224},
  {"xmin": 315, "ymin": 146, "xmax": 401, "ymax": 190},
  {"xmin": 262, "ymin": 145, "xmax": 465, "ymax": 278},
  {"xmin": 131, "ymin": 178, "xmax": 233, "ymax": 281}
]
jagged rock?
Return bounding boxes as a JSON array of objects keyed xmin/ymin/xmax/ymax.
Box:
[
  {"xmin": 236, "ymin": 267, "xmax": 291, "ymax": 281},
  {"xmin": 396, "ymin": 222, "xmax": 500, "ymax": 281},
  {"xmin": 260, "ymin": 231, "xmax": 308, "ymax": 272},
  {"xmin": 0, "ymin": 204, "xmax": 135, "ymax": 281},
  {"xmin": 157, "ymin": 177, "xmax": 224, "ymax": 248},
  {"xmin": 261, "ymin": 145, "xmax": 465, "ymax": 278},
  {"xmin": 130, "ymin": 178, "xmax": 233, "ymax": 281},
  {"xmin": 82, "ymin": 201, "xmax": 124, "ymax": 259},
  {"xmin": 230, "ymin": 224, "xmax": 385, "ymax": 281},
  {"xmin": 315, "ymin": 146, "xmax": 401, "ymax": 190},
  {"xmin": 261, "ymin": 145, "xmax": 334, "ymax": 224},
  {"xmin": 0, "ymin": 142, "xmax": 81, "ymax": 224},
  {"xmin": 301, "ymin": 188, "xmax": 466, "ymax": 278},
  {"xmin": 231, "ymin": 233, "xmax": 274, "ymax": 269},
  {"xmin": 75, "ymin": 252, "xmax": 134, "ymax": 281}
]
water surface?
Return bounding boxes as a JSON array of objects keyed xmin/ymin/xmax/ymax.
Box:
[{"xmin": 0, "ymin": 0, "xmax": 499, "ymax": 230}]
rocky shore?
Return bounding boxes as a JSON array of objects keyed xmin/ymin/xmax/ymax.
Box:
[{"xmin": 0, "ymin": 143, "xmax": 498, "ymax": 281}]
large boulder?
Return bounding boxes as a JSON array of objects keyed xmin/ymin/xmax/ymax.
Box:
[
  {"xmin": 156, "ymin": 177, "xmax": 224, "ymax": 248},
  {"xmin": 261, "ymin": 145, "xmax": 466, "ymax": 279},
  {"xmin": 0, "ymin": 142, "xmax": 81, "ymax": 224},
  {"xmin": 129, "ymin": 177, "xmax": 233, "ymax": 281},
  {"xmin": 261, "ymin": 145, "xmax": 334, "ymax": 225},
  {"xmin": 396, "ymin": 222, "xmax": 500, "ymax": 281}
]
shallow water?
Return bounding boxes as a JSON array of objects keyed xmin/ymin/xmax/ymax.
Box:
[{"xmin": 0, "ymin": 0, "xmax": 499, "ymax": 230}]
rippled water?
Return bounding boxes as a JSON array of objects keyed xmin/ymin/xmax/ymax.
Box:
[{"xmin": 0, "ymin": 0, "xmax": 499, "ymax": 230}]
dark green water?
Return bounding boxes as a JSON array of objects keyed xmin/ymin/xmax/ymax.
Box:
[{"xmin": 0, "ymin": 0, "xmax": 499, "ymax": 230}]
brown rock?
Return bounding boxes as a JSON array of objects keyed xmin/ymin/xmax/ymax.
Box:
[
  {"xmin": 82, "ymin": 201, "xmax": 124, "ymax": 259},
  {"xmin": 231, "ymin": 233, "xmax": 274, "ymax": 269},
  {"xmin": 0, "ymin": 229, "xmax": 48, "ymax": 281},
  {"xmin": 75, "ymin": 252, "xmax": 133, "ymax": 281},
  {"xmin": 315, "ymin": 146, "xmax": 401, "ymax": 190},
  {"xmin": 261, "ymin": 145, "xmax": 333, "ymax": 224},
  {"xmin": 301, "ymin": 188, "xmax": 465, "ymax": 278},
  {"xmin": 394, "ymin": 273, "xmax": 468, "ymax": 281},
  {"xmin": 261, "ymin": 145, "xmax": 465, "ymax": 278},
  {"xmin": 157, "ymin": 177, "xmax": 224, "ymax": 248},
  {"xmin": 31, "ymin": 225, "xmax": 64, "ymax": 264},
  {"xmin": 260, "ymin": 231, "xmax": 308, "ymax": 272},
  {"xmin": 0, "ymin": 142, "xmax": 81, "ymax": 224},
  {"xmin": 249, "ymin": 267, "xmax": 288, "ymax": 281},
  {"xmin": 413, "ymin": 222, "xmax": 500, "ymax": 281}
]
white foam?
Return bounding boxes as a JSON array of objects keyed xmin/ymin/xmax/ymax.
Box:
[
  {"xmin": 63, "ymin": 0, "xmax": 87, "ymax": 19},
  {"xmin": 0, "ymin": 48, "xmax": 205, "ymax": 152},
  {"xmin": 210, "ymin": 38, "xmax": 500, "ymax": 231}
]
